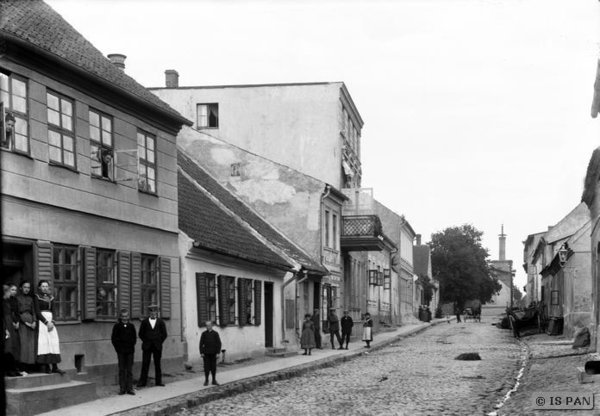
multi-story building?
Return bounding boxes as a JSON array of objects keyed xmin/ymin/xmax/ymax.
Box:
[
  {"xmin": 522, "ymin": 231, "xmax": 546, "ymax": 305},
  {"xmin": 0, "ymin": 2, "xmax": 190, "ymax": 407}
]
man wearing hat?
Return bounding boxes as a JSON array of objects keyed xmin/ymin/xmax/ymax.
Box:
[
  {"xmin": 340, "ymin": 310, "xmax": 354, "ymax": 350},
  {"xmin": 327, "ymin": 308, "xmax": 343, "ymax": 350},
  {"xmin": 137, "ymin": 304, "xmax": 167, "ymax": 388}
]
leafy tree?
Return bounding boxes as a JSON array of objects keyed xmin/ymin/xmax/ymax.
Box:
[
  {"xmin": 418, "ymin": 274, "xmax": 436, "ymax": 305},
  {"xmin": 429, "ymin": 224, "xmax": 501, "ymax": 308}
]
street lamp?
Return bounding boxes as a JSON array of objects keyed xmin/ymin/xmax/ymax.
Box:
[{"xmin": 558, "ymin": 244, "xmax": 569, "ymax": 267}]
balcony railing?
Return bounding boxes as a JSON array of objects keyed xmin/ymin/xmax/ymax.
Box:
[{"xmin": 340, "ymin": 214, "xmax": 385, "ymax": 252}]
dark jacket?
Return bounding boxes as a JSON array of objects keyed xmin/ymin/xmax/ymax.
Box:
[
  {"xmin": 310, "ymin": 313, "xmax": 321, "ymax": 330},
  {"xmin": 138, "ymin": 318, "xmax": 167, "ymax": 351},
  {"xmin": 327, "ymin": 313, "xmax": 340, "ymax": 332},
  {"xmin": 341, "ymin": 315, "xmax": 354, "ymax": 334},
  {"xmin": 199, "ymin": 329, "xmax": 222, "ymax": 355},
  {"xmin": 112, "ymin": 321, "xmax": 137, "ymax": 354}
]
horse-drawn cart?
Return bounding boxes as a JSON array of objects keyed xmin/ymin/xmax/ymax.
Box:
[{"xmin": 506, "ymin": 302, "xmax": 547, "ymax": 338}]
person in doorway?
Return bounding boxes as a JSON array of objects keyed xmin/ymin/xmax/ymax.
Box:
[
  {"xmin": 310, "ymin": 309, "xmax": 322, "ymax": 349},
  {"xmin": 362, "ymin": 312, "xmax": 373, "ymax": 348},
  {"xmin": 199, "ymin": 321, "xmax": 222, "ymax": 386},
  {"xmin": 16, "ymin": 280, "xmax": 37, "ymax": 373},
  {"xmin": 300, "ymin": 314, "xmax": 316, "ymax": 355},
  {"xmin": 111, "ymin": 308, "xmax": 137, "ymax": 395},
  {"xmin": 3, "ymin": 285, "xmax": 21, "ymax": 377},
  {"xmin": 327, "ymin": 308, "xmax": 343, "ymax": 350},
  {"xmin": 137, "ymin": 304, "xmax": 167, "ymax": 387},
  {"xmin": 35, "ymin": 280, "xmax": 65, "ymax": 375},
  {"xmin": 340, "ymin": 310, "xmax": 354, "ymax": 350},
  {"xmin": 454, "ymin": 304, "xmax": 462, "ymax": 323}
]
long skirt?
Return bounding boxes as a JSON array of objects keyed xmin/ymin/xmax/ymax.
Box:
[
  {"xmin": 362, "ymin": 327, "xmax": 373, "ymax": 342},
  {"xmin": 37, "ymin": 311, "xmax": 61, "ymax": 364},
  {"xmin": 300, "ymin": 328, "xmax": 315, "ymax": 349},
  {"xmin": 18, "ymin": 322, "xmax": 37, "ymax": 364}
]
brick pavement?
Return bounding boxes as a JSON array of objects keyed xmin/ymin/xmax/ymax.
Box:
[{"xmin": 176, "ymin": 320, "xmax": 521, "ymax": 416}]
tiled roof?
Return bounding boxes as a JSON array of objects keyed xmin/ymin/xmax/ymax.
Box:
[
  {"xmin": 179, "ymin": 170, "xmax": 291, "ymax": 271},
  {"xmin": 178, "ymin": 150, "xmax": 328, "ymax": 274},
  {"xmin": 0, "ymin": 0, "xmax": 184, "ymax": 120}
]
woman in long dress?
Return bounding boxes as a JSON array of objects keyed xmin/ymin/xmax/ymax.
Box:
[
  {"xmin": 362, "ymin": 312, "xmax": 373, "ymax": 348},
  {"xmin": 35, "ymin": 280, "xmax": 65, "ymax": 375},
  {"xmin": 16, "ymin": 280, "xmax": 37, "ymax": 372},
  {"xmin": 300, "ymin": 314, "xmax": 315, "ymax": 355},
  {"xmin": 3, "ymin": 284, "xmax": 22, "ymax": 377}
]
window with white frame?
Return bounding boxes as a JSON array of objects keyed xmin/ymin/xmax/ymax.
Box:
[
  {"xmin": 96, "ymin": 249, "xmax": 117, "ymax": 318},
  {"xmin": 0, "ymin": 73, "xmax": 29, "ymax": 154},
  {"xmin": 197, "ymin": 103, "xmax": 219, "ymax": 128},
  {"xmin": 89, "ymin": 109, "xmax": 114, "ymax": 180},
  {"xmin": 137, "ymin": 130, "xmax": 156, "ymax": 194},
  {"xmin": 47, "ymin": 91, "xmax": 76, "ymax": 168},
  {"xmin": 141, "ymin": 255, "xmax": 158, "ymax": 314},
  {"xmin": 52, "ymin": 245, "xmax": 79, "ymax": 321}
]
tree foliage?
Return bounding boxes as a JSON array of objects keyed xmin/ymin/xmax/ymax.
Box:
[
  {"xmin": 429, "ymin": 224, "xmax": 501, "ymax": 307},
  {"xmin": 418, "ymin": 274, "xmax": 436, "ymax": 305}
]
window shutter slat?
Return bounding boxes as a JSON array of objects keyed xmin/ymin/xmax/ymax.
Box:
[
  {"xmin": 238, "ymin": 279, "xmax": 246, "ymax": 327},
  {"xmin": 254, "ymin": 280, "xmax": 262, "ymax": 326},
  {"xmin": 83, "ymin": 247, "xmax": 97, "ymax": 321},
  {"xmin": 118, "ymin": 251, "xmax": 131, "ymax": 312},
  {"xmin": 196, "ymin": 273, "xmax": 209, "ymax": 327},
  {"xmin": 218, "ymin": 275, "xmax": 229, "ymax": 326},
  {"xmin": 131, "ymin": 252, "xmax": 142, "ymax": 319},
  {"xmin": 159, "ymin": 257, "xmax": 171, "ymax": 319},
  {"xmin": 35, "ymin": 241, "xmax": 53, "ymax": 284}
]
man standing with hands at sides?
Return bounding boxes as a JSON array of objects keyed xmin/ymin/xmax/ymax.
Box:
[
  {"xmin": 199, "ymin": 321, "xmax": 222, "ymax": 386},
  {"xmin": 137, "ymin": 304, "xmax": 167, "ymax": 388},
  {"xmin": 340, "ymin": 310, "xmax": 354, "ymax": 350},
  {"xmin": 310, "ymin": 309, "xmax": 322, "ymax": 349},
  {"xmin": 327, "ymin": 308, "xmax": 343, "ymax": 350},
  {"xmin": 111, "ymin": 309, "xmax": 136, "ymax": 395}
]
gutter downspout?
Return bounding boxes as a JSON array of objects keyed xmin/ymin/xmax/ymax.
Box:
[{"xmin": 281, "ymin": 266, "xmax": 302, "ymax": 346}]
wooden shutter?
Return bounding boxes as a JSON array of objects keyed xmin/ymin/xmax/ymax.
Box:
[
  {"xmin": 82, "ymin": 247, "xmax": 97, "ymax": 321},
  {"xmin": 159, "ymin": 257, "xmax": 171, "ymax": 319},
  {"xmin": 35, "ymin": 241, "xmax": 53, "ymax": 284},
  {"xmin": 118, "ymin": 251, "xmax": 131, "ymax": 312},
  {"xmin": 238, "ymin": 278, "xmax": 247, "ymax": 327},
  {"xmin": 131, "ymin": 252, "xmax": 142, "ymax": 319},
  {"xmin": 254, "ymin": 280, "xmax": 262, "ymax": 326},
  {"xmin": 218, "ymin": 275, "xmax": 230, "ymax": 326},
  {"xmin": 196, "ymin": 273, "xmax": 209, "ymax": 327}
]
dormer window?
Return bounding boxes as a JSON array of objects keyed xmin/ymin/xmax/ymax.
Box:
[{"xmin": 197, "ymin": 103, "xmax": 219, "ymax": 128}]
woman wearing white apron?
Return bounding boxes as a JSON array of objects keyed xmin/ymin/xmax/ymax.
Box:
[
  {"xmin": 35, "ymin": 280, "xmax": 65, "ymax": 375},
  {"xmin": 362, "ymin": 312, "xmax": 373, "ymax": 348}
]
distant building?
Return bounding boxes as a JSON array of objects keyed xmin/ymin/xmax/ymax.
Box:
[
  {"xmin": 413, "ymin": 234, "xmax": 439, "ymax": 314},
  {"xmin": 484, "ymin": 226, "xmax": 513, "ymax": 316},
  {"xmin": 522, "ymin": 231, "xmax": 545, "ymax": 305}
]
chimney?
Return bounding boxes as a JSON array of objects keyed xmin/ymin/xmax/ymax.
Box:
[
  {"xmin": 165, "ymin": 70, "xmax": 179, "ymax": 88},
  {"xmin": 416, "ymin": 234, "xmax": 422, "ymax": 245},
  {"xmin": 107, "ymin": 54, "xmax": 126, "ymax": 71},
  {"xmin": 499, "ymin": 224, "xmax": 506, "ymax": 261}
]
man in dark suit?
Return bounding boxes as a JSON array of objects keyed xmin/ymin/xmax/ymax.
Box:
[
  {"xmin": 111, "ymin": 308, "xmax": 136, "ymax": 395},
  {"xmin": 199, "ymin": 321, "xmax": 222, "ymax": 386},
  {"xmin": 137, "ymin": 304, "xmax": 167, "ymax": 387},
  {"xmin": 340, "ymin": 310, "xmax": 354, "ymax": 350},
  {"xmin": 310, "ymin": 309, "xmax": 322, "ymax": 349}
]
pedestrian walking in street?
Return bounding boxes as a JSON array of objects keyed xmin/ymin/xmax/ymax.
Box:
[
  {"xmin": 16, "ymin": 280, "xmax": 37, "ymax": 374},
  {"xmin": 137, "ymin": 304, "xmax": 167, "ymax": 387},
  {"xmin": 340, "ymin": 310, "xmax": 354, "ymax": 350},
  {"xmin": 327, "ymin": 308, "xmax": 343, "ymax": 349},
  {"xmin": 111, "ymin": 308, "xmax": 137, "ymax": 395},
  {"xmin": 300, "ymin": 314, "xmax": 316, "ymax": 355},
  {"xmin": 310, "ymin": 309, "xmax": 322, "ymax": 349},
  {"xmin": 454, "ymin": 305, "xmax": 462, "ymax": 323},
  {"xmin": 362, "ymin": 312, "xmax": 373, "ymax": 348},
  {"xmin": 199, "ymin": 321, "xmax": 222, "ymax": 386},
  {"xmin": 35, "ymin": 280, "xmax": 65, "ymax": 375}
]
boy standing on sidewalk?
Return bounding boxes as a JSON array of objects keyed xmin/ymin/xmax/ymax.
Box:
[
  {"xmin": 111, "ymin": 309, "xmax": 136, "ymax": 395},
  {"xmin": 199, "ymin": 321, "xmax": 222, "ymax": 386}
]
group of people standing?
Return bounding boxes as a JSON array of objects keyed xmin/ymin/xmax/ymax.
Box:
[
  {"xmin": 3, "ymin": 280, "xmax": 65, "ymax": 377},
  {"xmin": 300, "ymin": 308, "xmax": 374, "ymax": 354}
]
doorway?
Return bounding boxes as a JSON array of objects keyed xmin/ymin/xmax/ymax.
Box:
[{"xmin": 264, "ymin": 282, "xmax": 274, "ymax": 348}]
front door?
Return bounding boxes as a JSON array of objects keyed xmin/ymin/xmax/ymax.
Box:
[{"xmin": 264, "ymin": 282, "xmax": 274, "ymax": 348}]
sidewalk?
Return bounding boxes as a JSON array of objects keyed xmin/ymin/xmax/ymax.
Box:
[{"xmin": 39, "ymin": 318, "xmax": 451, "ymax": 416}]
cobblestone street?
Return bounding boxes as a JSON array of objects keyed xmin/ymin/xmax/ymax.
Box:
[{"xmin": 182, "ymin": 321, "xmax": 522, "ymax": 416}]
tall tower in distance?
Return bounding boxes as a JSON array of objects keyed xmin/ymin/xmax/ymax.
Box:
[{"xmin": 499, "ymin": 224, "xmax": 506, "ymax": 261}]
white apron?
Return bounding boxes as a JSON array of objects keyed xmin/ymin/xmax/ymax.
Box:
[{"xmin": 38, "ymin": 311, "xmax": 60, "ymax": 355}]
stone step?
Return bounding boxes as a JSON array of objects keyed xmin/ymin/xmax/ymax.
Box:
[
  {"xmin": 5, "ymin": 372, "xmax": 70, "ymax": 389},
  {"xmin": 265, "ymin": 347, "xmax": 287, "ymax": 354},
  {"xmin": 6, "ymin": 380, "xmax": 97, "ymax": 416}
]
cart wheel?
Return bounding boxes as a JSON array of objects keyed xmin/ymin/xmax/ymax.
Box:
[{"xmin": 509, "ymin": 316, "xmax": 519, "ymax": 338}]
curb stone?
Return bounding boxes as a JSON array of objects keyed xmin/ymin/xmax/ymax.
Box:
[{"xmin": 115, "ymin": 321, "xmax": 443, "ymax": 416}]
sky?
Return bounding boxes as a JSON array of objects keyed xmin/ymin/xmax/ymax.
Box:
[{"xmin": 47, "ymin": 0, "xmax": 600, "ymax": 290}]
